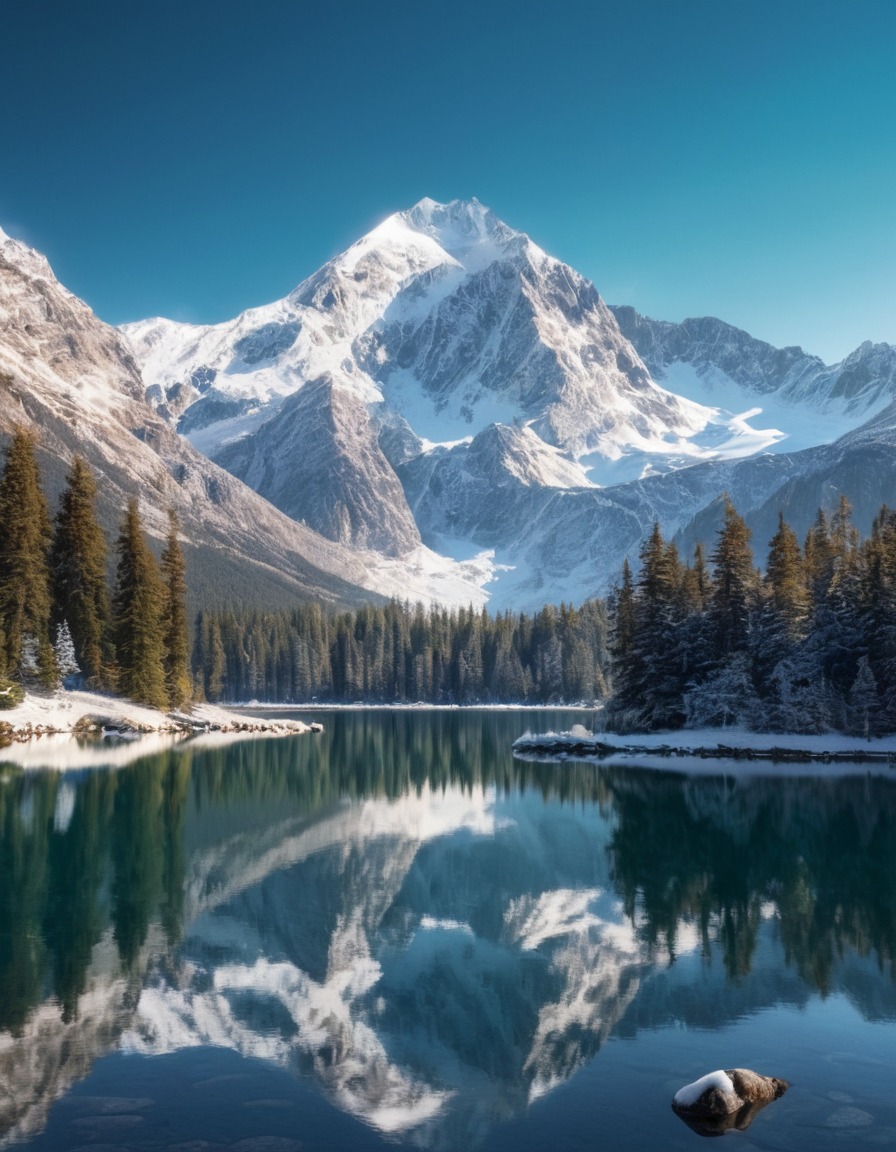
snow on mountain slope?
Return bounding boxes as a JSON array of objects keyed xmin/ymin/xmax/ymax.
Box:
[
  {"xmin": 0, "ymin": 228, "xmax": 492, "ymax": 610},
  {"xmin": 611, "ymin": 306, "xmax": 896, "ymax": 446},
  {"xmin": 121, "ymin": 199, "xmax": 796, "ymax": 600},
  {"xmin": 400, "ymin": 435, "xmax": 807, "ymax": 608},
  {"xmin": 127, "ymin": 201, "xmax": 783, "ymax": 473}
]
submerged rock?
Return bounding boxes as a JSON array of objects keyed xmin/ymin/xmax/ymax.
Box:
[{"xmin": 672, "ymin": 1068, "xmax": 789, "ymax": 1136}]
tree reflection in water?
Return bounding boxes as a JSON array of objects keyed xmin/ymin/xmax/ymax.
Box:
[{"xmin": 0, "ymin": 711, "xmax": 894, "ymax": 1148}]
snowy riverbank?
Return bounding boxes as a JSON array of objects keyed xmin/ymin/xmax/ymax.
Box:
[
  {"xmin": 0, "ymin": 688, "xmax": 319, "ymax": 767},
  {"xmin": 513, "ymin": 725, "xmax": 896, "ymax": 776}
]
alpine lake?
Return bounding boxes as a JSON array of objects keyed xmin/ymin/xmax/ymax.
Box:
[{"xmin": 2, "ymin": 708, "xmax": 896, "ymax": 1151}]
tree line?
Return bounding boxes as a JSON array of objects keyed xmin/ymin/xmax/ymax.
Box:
[
  {"xmin": 0, "ymin": 429, "xmax": 191, "ymax": 710},
  {"xmin": 193, "ymin": 598, "xmax": 610, "ymax": 704},
  {"xmin": 606, "ymin": 494, "xmax": 896, "ymax": 736}
]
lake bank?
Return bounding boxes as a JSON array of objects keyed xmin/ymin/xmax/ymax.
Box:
[
  {"xmin": 0, "ymin": 688, "xmax": 318, "ymax": 756},
  {"xmin": 513, "ymin": 725, "xmax": 896, "ymax": 776}
]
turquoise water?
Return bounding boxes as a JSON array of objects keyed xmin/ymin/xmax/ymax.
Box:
[{"xmin": 1, "ymin": 709, "xmax": 895, "ymax": 1150}]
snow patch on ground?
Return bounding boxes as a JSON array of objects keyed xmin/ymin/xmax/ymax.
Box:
[
  {"xmin": 358, "ymin": 543, "xmax": 500, "ymax": 608},
  {"xmin": 514, "ymin": 725, "xmax": 896, "ymax": 777}
]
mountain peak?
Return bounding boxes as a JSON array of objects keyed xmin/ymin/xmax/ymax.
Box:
[
  {"xmin": 0, "ymin": 225, "xmax": 58, "ymax": 283},
  {"xmin": 400, "ymin": 197, "xmax": 516, "ymax": 255}
]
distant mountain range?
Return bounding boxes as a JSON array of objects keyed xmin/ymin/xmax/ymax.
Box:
[{"xmin": 2, "ymin": 202, "xmax": 894, "ymax": 611}]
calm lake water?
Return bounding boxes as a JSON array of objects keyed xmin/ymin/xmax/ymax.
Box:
[{"xmin": 2, "ymin": 709, "xmax": 896, "ymax": 1151}]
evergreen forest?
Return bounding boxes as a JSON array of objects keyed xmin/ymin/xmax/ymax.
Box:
[
  {"xmin": 193, "ymin": 598, "xmax": 610, "ymax": 705},
  {"xmin": 0, "ymin": 430, "xmax": 191, "ymax": 710},
  {"xmin": 606, "ymin": 495, "xmax": 896, "ymax": 736}
]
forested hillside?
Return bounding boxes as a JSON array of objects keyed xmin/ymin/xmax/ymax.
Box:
[{"xmin": 607, "ymin": 495, "xmax": 896, "ymax": 735}]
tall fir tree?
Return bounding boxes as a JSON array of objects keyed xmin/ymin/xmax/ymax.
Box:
[
  {"xmin": 609, "ymin": 557, "xmax": 636, "ymax": 697},
  {"xmin": 0, "ymin": 429, "xmax": 56, "ymax": 686},
  {"xmin": 609, "ymin": 523, "xmax": 688, "ymax": 729},
  {"xmin": 50, "ymin": 456, "xmax": 110, "ymax": 687},
  {"xmin": 160, "ymin": 509, "xmax": 192, "ymax": 709},
  {"xmin": 754, "ymin": 512, "xmax": 809, "ymax": 685},
  {"xmin": 112, "ymin": 499, "xmax": 168, "ymax": 709},
  {"xmin": 710, "ymin": 495, "xmax": 758, "ymax": 659}
]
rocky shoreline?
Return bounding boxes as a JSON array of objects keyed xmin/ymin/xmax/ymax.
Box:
[{"xmin": 0, "ymin": 689, "xmax": 322, "ymax": 749}]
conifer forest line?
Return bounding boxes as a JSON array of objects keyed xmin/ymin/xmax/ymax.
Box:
[{"xmin": 2, "ymin": 432, "xmax": 895, "ymax": 734}]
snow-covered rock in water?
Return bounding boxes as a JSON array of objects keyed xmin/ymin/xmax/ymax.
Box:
[
  {"xmin": 673, "ymin": 1069, "xmax": 738, "ymax": 1110},
  {"xmin": 672, "ymin": 1067, "xmax": 788, "ymax": 1134}
]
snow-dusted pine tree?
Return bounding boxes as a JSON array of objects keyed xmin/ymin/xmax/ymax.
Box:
[
  {"xmin": 54, "ymin": 621, "xmax": 81, "ymax": 685},
  {"xmin": 847, "ymin": 655, "xmax": 881, "ymax": 741},
  {"xmin": 684, "ymin": 653, "xmax": 761, "ymax": 730}
]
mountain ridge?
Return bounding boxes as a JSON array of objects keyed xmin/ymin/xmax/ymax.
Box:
[{"xmin": 6, "ymin": 203, "xmax": 896, "ymax": 611}]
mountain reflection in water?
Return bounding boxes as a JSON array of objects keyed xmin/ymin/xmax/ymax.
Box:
[{"xmin": 1, "ymin": 710, "xmax": 895, "ymax": 1149}]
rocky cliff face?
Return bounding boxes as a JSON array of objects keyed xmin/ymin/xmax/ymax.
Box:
[{"xmin": 216, "ymin": 374, "xmax": 421, "ymax": 556}]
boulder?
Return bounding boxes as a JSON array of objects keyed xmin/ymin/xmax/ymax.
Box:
[{"xmin": 672, "ymin": 1068, "xmax": 788, "ymax": 1136}]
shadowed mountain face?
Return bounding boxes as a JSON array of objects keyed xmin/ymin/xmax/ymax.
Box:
[
  {"xmin": 4, "ymin": 713, "xmax": 896, "ymax": 1149},
  {"xmin": 215, "ymin": 374, "xmax": 422, "ymax": 556}
]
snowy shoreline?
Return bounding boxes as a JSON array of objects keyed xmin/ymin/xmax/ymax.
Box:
[
  {"xmin": 237, "ymin": 702, "xmax": 597, "ymax": 712},
  {"xmin": 513, "ymin": 726, "xmax": 896, "ymax": 777},
  {"xmin": 0, "ymin": 689, "xmax": 319, "ymax": 767}
]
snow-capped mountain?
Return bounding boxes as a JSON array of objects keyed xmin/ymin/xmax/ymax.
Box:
[
  {"xmin": 124, "ymin": 203, "xmax": 789, "ymax": 504},
  {"xmin": 11, "ymin": 200, "xmax": 894, "ymax": 611},
  {"xmin": 127, "ymin": 197, "xmax": 864, "ymax": 602},
  {"xmin": 126, "ymin": 198, "xmax": 739, "ymax": 467},
  {"xmin": 0, "ymin": 225, "xmax": 489, "ymax": 609}
]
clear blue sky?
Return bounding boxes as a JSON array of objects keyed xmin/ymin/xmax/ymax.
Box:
[{"xmin": 2, "ymin": 0, "xmax": 893, "ymax": 362}]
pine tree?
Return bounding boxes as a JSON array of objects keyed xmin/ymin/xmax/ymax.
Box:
[
  {"xmin": 112, "ymin": 500, "xmax": 168, "ymax": 709},
  {"xmin": 847, "ymin": 655, "xmax": 881, "ymax": 740},
  {"xmin": 754, "ymin": 512, "xmax": 809, "ymax": 703},
  {"xmin": 53, "ymin": 621, "xmax": 81, "ymax": 684},
  {"xmin": 0, "ymin": 429, "xmax": 56, "ymax": 686},
  {"xmin": 205, "ymin": 615, "xmax": 226, "ymax": 702},
  {"xmin": 804, "ymin": 508, "xmax": 835, "ymax": 608},
  {"xmin": 863, "ymin": 507, "xmax": 896, "ymax": 728},
  {"xmin": 50, "ymin": 456, "xmax": 110, "ymax": 687},
  {"xmin": 160, "ymin": 509, "xmax": 191, "ymax": 710},
  {"xmin": 608, "ymin": 523, "xmax": 688, "ymax": 730},
  {"xmin": 711, "ymin": 495, "xmax": 757, "ymax": 659}
]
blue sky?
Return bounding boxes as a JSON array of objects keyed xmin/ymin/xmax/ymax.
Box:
[{"xmin": 2, "ymin": 0, "xmax": 893, "ymax": 361}]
